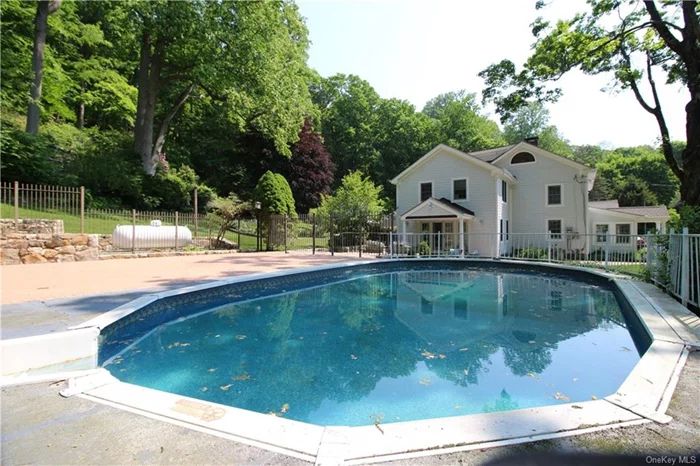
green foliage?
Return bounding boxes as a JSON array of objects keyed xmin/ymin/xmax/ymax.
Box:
[
  {"xmin": 207, "ymin": 193, "xmax": 248, "ymax": 244},
  {"xmin": 516, "ymin": 246, "xmax": 548, "ymax": 260},
  {"xmin": 253, "ymin": 171, "xmax": 297, "ymax": 217},
  {"xmin": 312, "ymin": 171, "xmax": 385, "ymax": 222},
  {"xmin": 503, "ymin": 101, "xmax": 550, "ymax": 144},
  {"xmin": 417, "ymin": 241, "xmax": 431, "ymax": 256},
  {"xmin": 677, "ymin": 205, "xmax": 700, "ymax": 234},
  {"xmin": 616, "ymin": 176, "xmax": 659, "ymax": 207},
  {"xmin": 142, "ymin": 165, "xmax": 209, "ymax": 212}
]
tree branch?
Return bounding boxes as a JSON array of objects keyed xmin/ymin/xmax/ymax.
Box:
[
  {"xmin": 644, "ymin": 1, "xmax": 685, "ymax": 57},
  {"xmin": 682, "ymin": 1, "xmax": 700, "ymax": 41},
  {"xmin": 151, "ymin": 83, "xmax": 196, "ymax": 160},
  {"xmin": 645, "ymin": 51, "xmax": 683, "ymax": 179},
  {"xmin": 620, "ymin": 45, "xmax": 656, "ymax": 114},
  {"xmin": 47, "ymin": 0, "xmax": 62, "ymax": 15}
]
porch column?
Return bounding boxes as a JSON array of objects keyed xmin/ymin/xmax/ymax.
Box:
[{"xmin": 459, "ymin": 217, "xmax": 465, "ymax": 257}]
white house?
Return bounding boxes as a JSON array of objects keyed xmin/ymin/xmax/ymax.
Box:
[{"xmin": 391, "ymin": 139, "xmax": 669, "ymax": 256}]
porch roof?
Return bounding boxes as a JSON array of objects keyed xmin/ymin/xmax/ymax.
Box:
[{"xmin": 401, "ymin": 197, "xmax": 475, "ymax": 220}]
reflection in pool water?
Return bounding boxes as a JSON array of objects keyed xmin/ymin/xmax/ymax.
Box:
[{"xmin": 106, "ymin": 270, "xmax": 647, "ymax": 426}]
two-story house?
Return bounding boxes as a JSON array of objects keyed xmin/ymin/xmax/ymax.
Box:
[{"xmin": 391, "ymin": 139, "xmax": 669, "ymax": 256}]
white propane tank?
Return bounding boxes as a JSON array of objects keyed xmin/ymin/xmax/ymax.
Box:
[{"xmin": 112, "ymin": 221, "xmax": 192, "ymax": 249}]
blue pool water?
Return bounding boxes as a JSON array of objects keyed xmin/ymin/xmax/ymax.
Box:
[{"xmin": 104, "ymin": 266, "xmax": 648, "ymax": 426}]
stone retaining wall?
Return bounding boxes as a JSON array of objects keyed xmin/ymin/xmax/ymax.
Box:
[
  {"xmin": 0, "ymin": 219, "xmax": 65, "ymax": 236},
  {"xmin": 1, "ymin": 233, "xmax": 99, "ymax": 265}
]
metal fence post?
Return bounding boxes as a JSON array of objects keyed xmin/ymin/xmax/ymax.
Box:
[
  {"xmin": 312, "ymin": 213, "xmax": 316, "ymax": 255},
  {"xmin": 604, "ymin": 231, "xmax": 610, "ymax": 269},
  {"xmin": 175, "ymin": 211, "xmax": 179, "ymax": 251},
  {"xmin": 131, "ymin": 209, "xmax": 136, "ymax": 253},
  {"xmin": 80, "ymin": 186, "xmax": 85, "ymax": 234},
  {"xmin": 284, "ymin": 214, "xmax": 288, "ymax": 254},
  {"xmin": 390, "ymin": 213, "xmax": 395, "ymax": 257},
  {"xmin": 681, "ymin": 227, "xmax": 689, "ymax": 306},
  {"xmin": 330, "ymin": 214, "xmax": 334, "ymax": 256},
  {"xmin": 193, "ymin": 187, "xmax": 198, "ymax": 238},
  {"xmin": 359, "ymin": 223, "xmax": 363, "ymax": 258},
  {"xmin": 238, "ymin": 219, "xmax": 241, "ymax": 250},
  {"xmin": 13, "ymin": 181, "xmax": 19, "ymax": 230},
  {"xmin": 547, "ymin": 231, "xmax": 552, "ymax": 263}
]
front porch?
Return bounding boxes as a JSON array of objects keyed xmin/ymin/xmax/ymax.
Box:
[{"xmin": 399, "ymin": 198, "xmax": 475, "ymax": 256}]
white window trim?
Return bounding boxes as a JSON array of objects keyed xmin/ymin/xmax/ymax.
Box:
[
  {"xmin": 594, "ymin": 223, "xmax": 609, "ymax": 244},
  {"xmin": 419, "ymin": 180, "xmax": 433, "ymax": 203},
  {"xmin": 614, "ymin": 222, "xmax": 632, "ymax": 244},
  {"xmin": 546, "ymin": 218, "xmax": 564, "ymax": 240},
  {"xmin": 545, "ymin": 183, "xmax": 564, "ymax": 207},
  {"xmin": 509, "ymin": 152, "xmax": 537, "ymax": 166},
  {"xmin": 451, "ymin": 177, "xmax": 469, "ymax": 201}
]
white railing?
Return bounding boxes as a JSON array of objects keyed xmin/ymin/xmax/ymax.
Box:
[
  {"xmin": 390, "ymin": 231, "xmax": 647, "ymax": 265},
  {"xmin": 653, "ymin": 228, "xmax": 699, "ymax": 309}
]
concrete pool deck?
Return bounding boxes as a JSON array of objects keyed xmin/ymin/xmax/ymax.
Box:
[{"xmin": 1, "ymin": 255, "xmax": 699, "ymax": 464}]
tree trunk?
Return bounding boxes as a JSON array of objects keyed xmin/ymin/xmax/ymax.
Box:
[
  {"xmin": 76, "ymin": 82, "xmax": 85, "ymax": 129},
  {"xmin": 682, "ymin": 97, "xmax": 700, "ymax": 204},
  {"xmin": 26, "ymin": 0, "xmax": 61, "ymax": 134},
  {"xmin": 134, "ymin": 34, "xmax": 162, "ymax": 175}
]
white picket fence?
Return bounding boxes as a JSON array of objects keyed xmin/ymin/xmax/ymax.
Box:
[{"xmin": 649, "ymin": 228, "xmax": 699, "ymax": 309}]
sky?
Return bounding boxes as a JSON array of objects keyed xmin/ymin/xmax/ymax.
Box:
[{"xmin": 297, "ymin": 0, "xmax": 688, "ymax": 149}]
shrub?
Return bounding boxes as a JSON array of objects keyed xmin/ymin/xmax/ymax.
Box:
[
  {"xmin": 417, "ymin": 241, "xmax": 431, "ymax": 256},
  {"xmin": 254, "ymin": 171, "xmax": 297, "ymax": 250},
  {"xmin": 515, "ymin": 246, "xmax": 548, "ymax": 260}
]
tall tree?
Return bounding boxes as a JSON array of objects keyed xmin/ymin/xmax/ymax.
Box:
[
  {"xmin": 129, "ymin": 0, "xmax": 313, "ymax": 175},
  {"xmin": 25, "ymin": 0, "xmax": 62, "ymax": 134},
  {"xmin": 616, "ymin": 176, "xmax": 659, "ymax": 207},
  {"xmin": 284, "ymin": 118, "xmax": 335, "ymax": 213},
  {"xmin": 479, "ymin": 0, "xmax": 700, "ymax": 205},
  {"xmin": 502, "ymin": 101, "xmax": 550, "ymax": 143},
  {"xmin": 422, "ymin": 91, "xmax": 506, "ymax": 152}
]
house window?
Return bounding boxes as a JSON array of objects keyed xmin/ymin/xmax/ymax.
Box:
[
  {"xmin": 511, "ymin": 152, "xmax": 536, "ymax": 164},
  {"xmin": 637, "ymin": 222, "xmax": 656, "ymax": 235},
  {"xmin": 500, "ymin": 219, "xmax": 504, "ymax": 242},
  {"xmin": 616, "ymin": 224, "xmax": 631, "ymax": 243},
  {"xmin": 420, "ymin": 182, "xmax": 432, "ymax": 202},
  {"xmin": 421, "ymin": 296, "xmax": 433, "ymax": 315},
  {"xmin": 453, "ymin": 179, "xmax": 467, "ymax": 200},
  {"xmin": 506, "ymin": 220, "xmax": 509, "ymax": 241},
  {"xmin": 454, "ymin": 298, "xmax": 468, "ymax": 320},
  {"xmin": 595, "ymin": 224, "xmax": 609, "ymax": 243},
  {"xmin": 501, "ymin": 180, "xmax": 508, "ymax": 203},
  {"xmin": 547, "ymin": 185, "xmax": 562, "ymax": 206},
  {"xmin": 548, "ymin": 219, "xmax": 562, "ymax": 239}
]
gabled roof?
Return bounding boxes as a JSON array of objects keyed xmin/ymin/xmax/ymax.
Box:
[
  {"xmin": 491, "ymin": 141, "xmax": 592, "ymax": 171},
  {"xmin": 589, "ymin": 200, "xmax": 669, "ymax": 219},
  {"xmin": 390, "ymin": 144, "xmax": 517, "ymax": 185},
  {"xmin": 400, "ymin": 197, "xmax": 475, "ymax": 219},
  {"xmin": 470, "ymin": 144, "xmax": 517, "ymax": 162}
]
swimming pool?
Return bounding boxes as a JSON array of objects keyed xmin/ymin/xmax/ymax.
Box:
[{"xmin": 100, "ymin": 261, "xmax": 649, "ymax": 427}]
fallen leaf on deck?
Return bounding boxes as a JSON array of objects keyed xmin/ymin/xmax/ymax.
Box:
[
  {"xmin": 572, "ymin": 405, "xmax": 583, "ymax": 409},
  {"xmin": 591, "ymin": 395, "xmax": 598, "ymax": 400},
  {"xmin": 268, "ymin": 412, "xmax": 279, "ymax": 417}
]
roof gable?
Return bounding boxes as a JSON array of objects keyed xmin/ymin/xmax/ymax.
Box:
[
  {"xmin": 391, "ymin": 144, "xmax": 516, "ymax": 185},
  {"xmin": 492, "ymin": 142, "xmax": 592, "ymax": 171}
]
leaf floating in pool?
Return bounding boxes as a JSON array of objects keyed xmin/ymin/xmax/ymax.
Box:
[
  {"xmin": 180, "ymin": 343, "xmax": 190, "ymax": 347},
  {"xmin": 267, "ymin": 411, "xmax": 279, "ymax": 417},
  {"xmin": 235, "ymin": 335, "xmax": 247, "ymax": 340},
  {"xmin": 232, "ymin": 372, "xmax": 250, "ymax": 381},
  {"xmin": 573, "ymin": 377, "xmax": 579, "ymax": 382},
  {"xmin": 208, "ymin": 368, "xmax": 217, "ymax": 372},
  {"xmin": 620, "ymin": 346, "xmax": 631, "ymax": 352},
  {"xmin": 438, "ymin": 354, "xmax": 446, "ymax": 359},
  {"xmin": 350, "ymin": 354, "xmax": 358, "ymax": 360},
  {"xmin": 528, "ymin": 341, "xmax": 536, "ymax": 344},
  {"xmin": 173, "ymin": 342, "xmax": 181, "ymax": 347},
  {"xmin": 526, "ymin": 372, "xmax": 540, "ymax": 380},
  {"xmin": 459, "ymin": 347, "xmax": 469, "ymax": 351},
  {"xmin": 220, "ymin": 384, "xmax": 233, "ymax": 391},
  {"xmin": 201, "ymin": 387, "xmax": 208, "ymax": 392},
  {"xmin": 454, "ymin": 405, "xmax": 462, "ymax": 410},
  {"xmin": 591, "ymin": 395, "xmax": 599, "ymax": 400},
  {"xmin": 280, "ymin": 403, "xmax": 290, "ymax": 414},
  {"xmin": 215, "ymin": 335, "xmax": 220, "ymax": 338},
  {"xmin": 421, "ymin": 350, "xmax": 436, "ymax": 359},
  {"xmin": 554, "ymin": 392, "xmax": 570, "ymax": 402},
  {"xmin": 463, "ymin": 369, "xmax": 469, "ymax": 376},
  {"xmin": 419, "ymin": 377, "xmax": 431, "ymax": 386}
]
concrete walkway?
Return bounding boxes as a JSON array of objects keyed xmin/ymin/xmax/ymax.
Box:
[{"xmin": 1, "ymin": 252, "xmax": 365, "ymax": 339}]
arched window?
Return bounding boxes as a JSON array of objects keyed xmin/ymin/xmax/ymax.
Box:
[{"xmin": 510, "ymin": 152, "xmax": 536, "ymax": 164}]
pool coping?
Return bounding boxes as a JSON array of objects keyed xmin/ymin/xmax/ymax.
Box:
[{"xmin": 59, "ymin": 259, "xmax": 699, "ymax": 464}]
